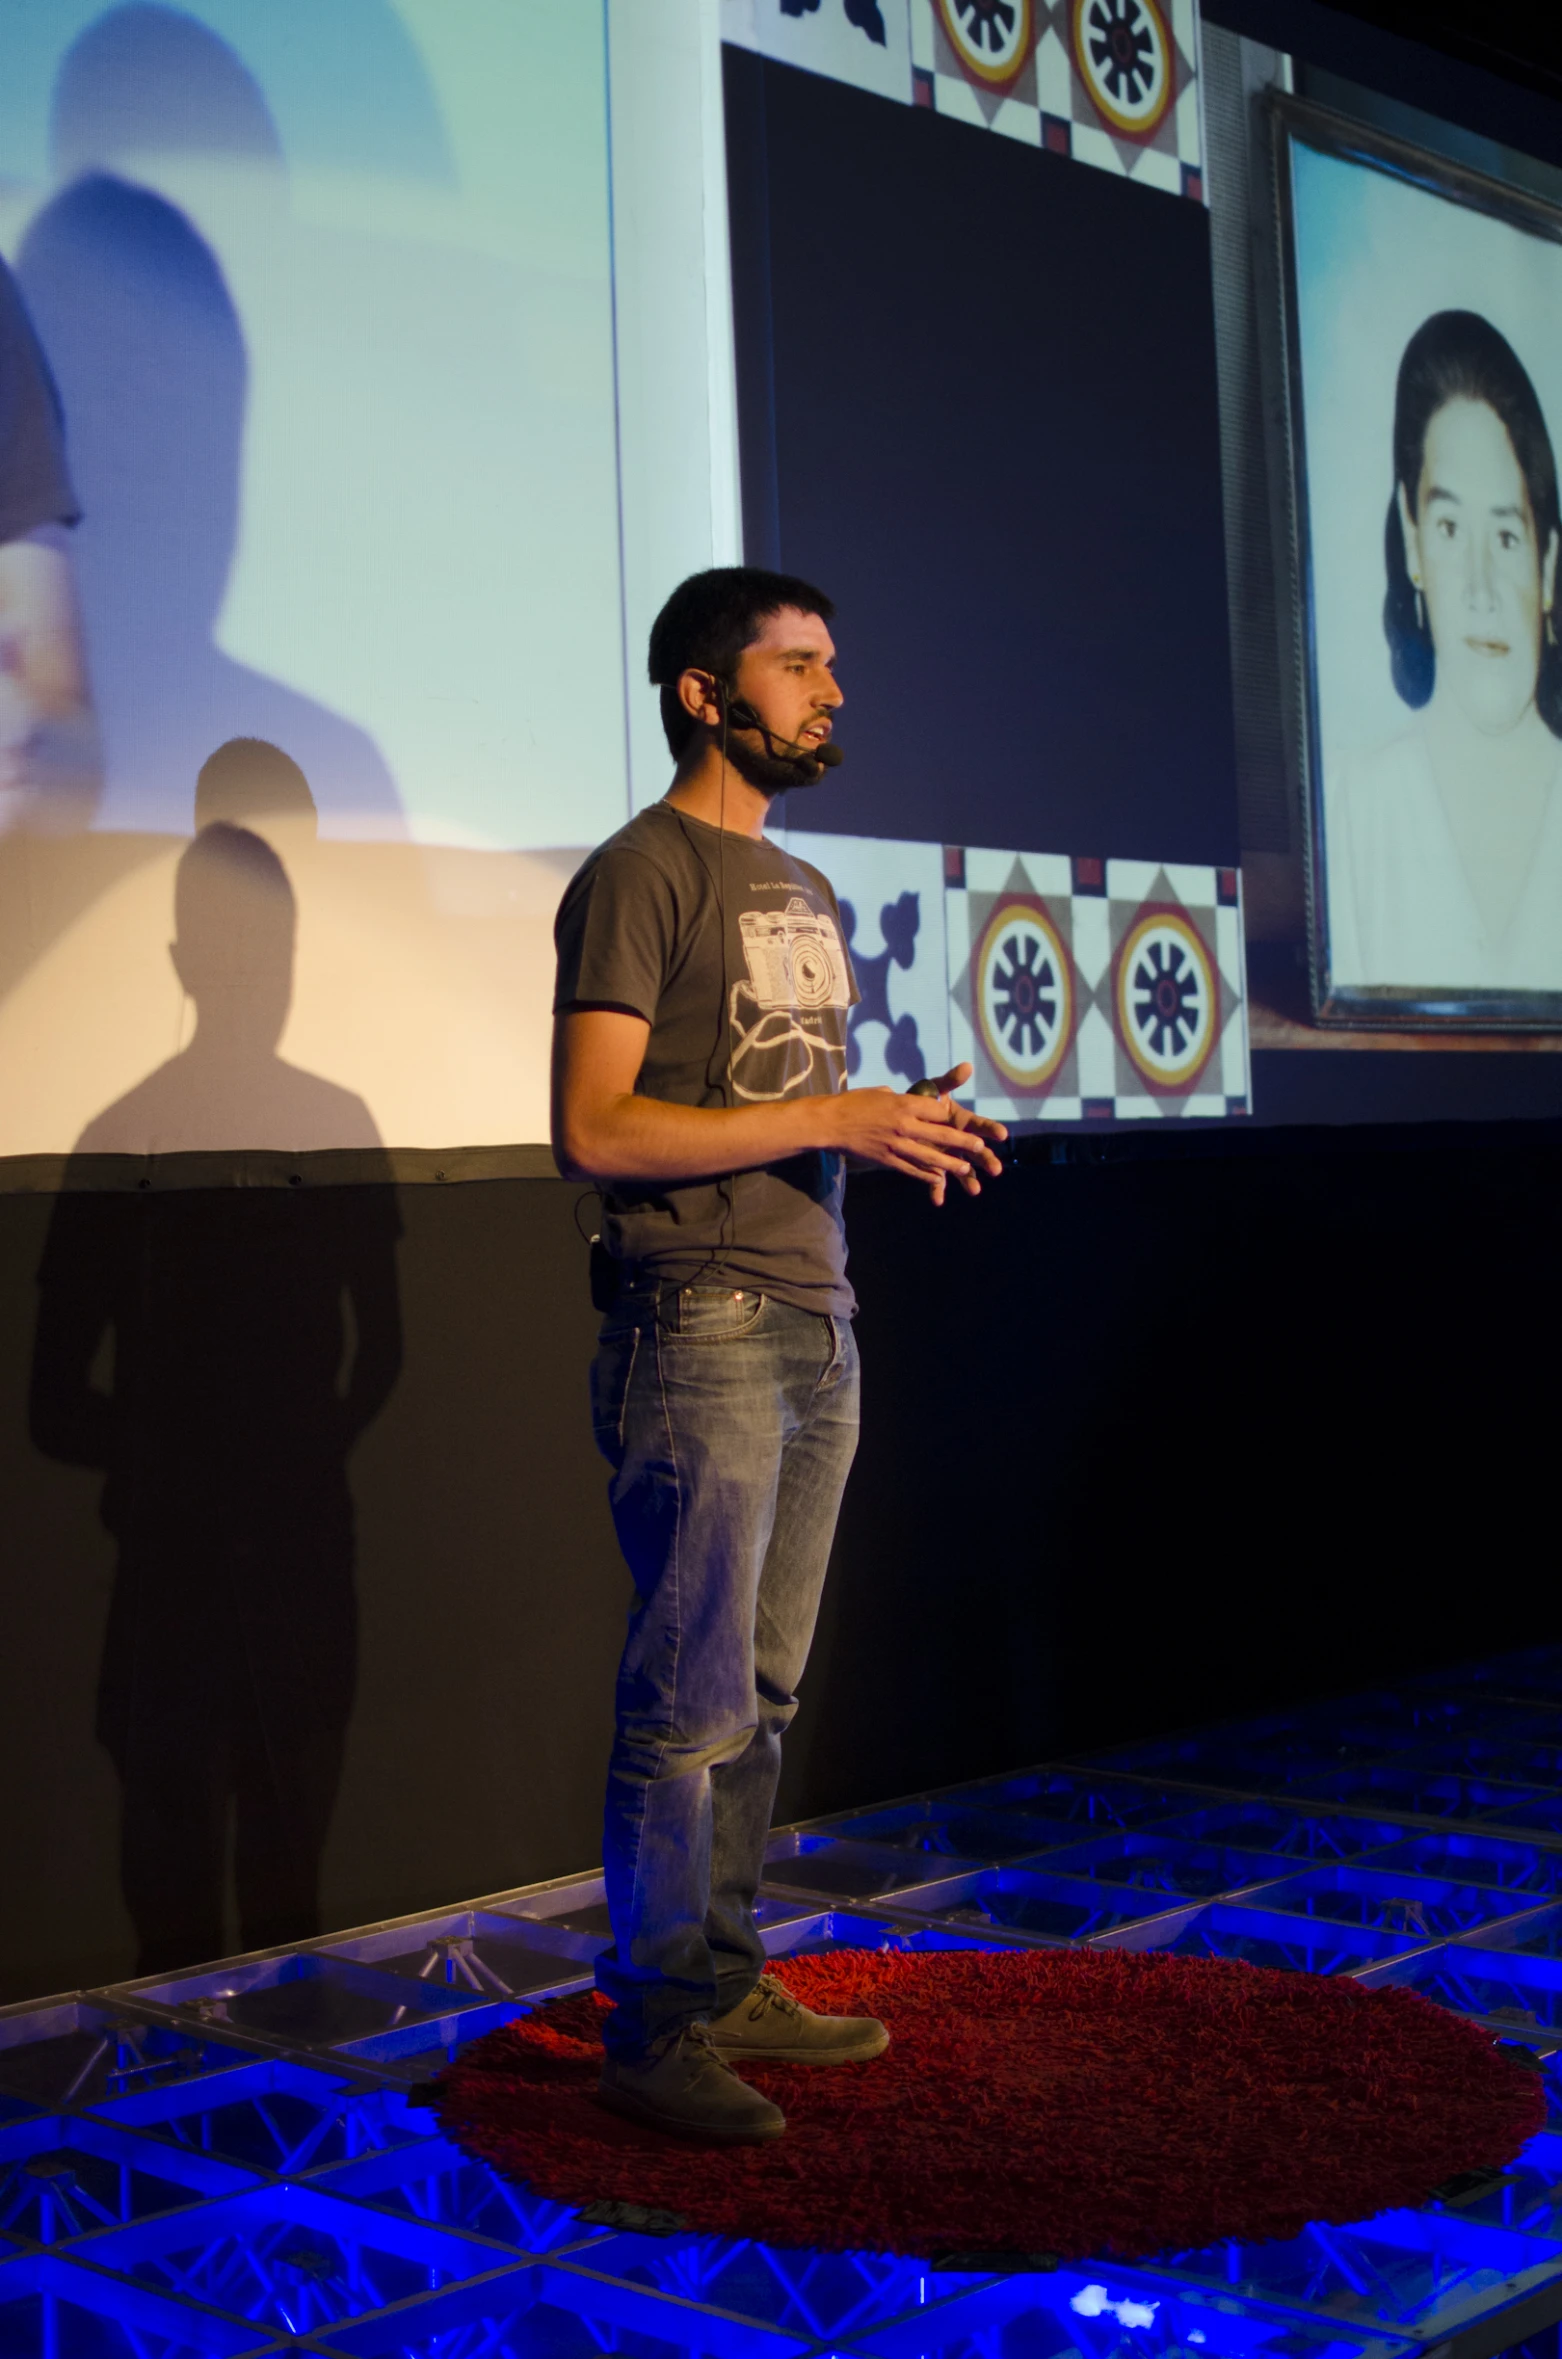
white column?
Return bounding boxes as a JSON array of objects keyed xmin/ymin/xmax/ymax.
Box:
[{"xmin": 606, "ymin": 0, "xmax": 744, "ymax": 815}]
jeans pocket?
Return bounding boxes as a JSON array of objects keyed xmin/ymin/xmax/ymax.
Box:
[
  {"xmin": 590, "ymin": 1324, "xmax": 640, "ymax": 1466},
  {"xmin": 662, "ymin": 1286, "xmax": 766, "ymax": 1342}
]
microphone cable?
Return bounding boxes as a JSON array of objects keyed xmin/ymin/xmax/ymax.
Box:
[
  {"xmin": 717, "ymin": 680, "xmax": 735, "ymax": 1268},
  {"xmin": 672, "ymin": 671, "xmax": 738, "ymax": 1292}
]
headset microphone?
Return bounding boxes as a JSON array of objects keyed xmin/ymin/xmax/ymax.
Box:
[{"xmin": 723, "ymin": 692, "xmax": 844, "ymax": 780}]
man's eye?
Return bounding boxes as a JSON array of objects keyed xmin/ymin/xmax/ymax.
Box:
[{"xmin": 1436, "ymin": 517, "xmax": 1458, "ymax": 538}]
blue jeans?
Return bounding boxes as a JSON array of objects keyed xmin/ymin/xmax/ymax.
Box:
[{"xmin": 589, "ymin": 1281, "xmax": 860, "ymax": 2058}]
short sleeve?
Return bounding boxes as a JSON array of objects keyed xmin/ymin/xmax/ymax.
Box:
[
  {"xmin": 0, "ymin": 255, "xmax": 78, "ymax": 544},
  {"xmin": 553, "ymin": 844, "xmax": 678, "ymax": 1023}
]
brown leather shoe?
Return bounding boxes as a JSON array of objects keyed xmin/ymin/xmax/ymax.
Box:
[
  {"xmin": 707, "ymin": 1974, "xmax": 889, "ymax": 2065},
  {"xmin": 596, "ymin": 2021, "xmax": 786, "ymax": 2143}
]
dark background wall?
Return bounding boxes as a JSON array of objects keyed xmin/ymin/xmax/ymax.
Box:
[
  {"xmin": 725, "ymin": 46, "xmax": 1239, "ymax": 868},
  {"xmin": 4, "ymin": 1169, "xmax": 626, "ymax": 2006},
  {"xmin": 1207, "ymin": 0, "xmax": 1562, "ymax": 162},
  {"xmin": 7, "ymin": 1131, "xmax": 1560, "ymax": 2004}
]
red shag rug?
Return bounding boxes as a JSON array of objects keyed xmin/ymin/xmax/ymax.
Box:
[{"xmin": 426, "ymin": 1948, "xmax": 1545, "ymax": 2262}]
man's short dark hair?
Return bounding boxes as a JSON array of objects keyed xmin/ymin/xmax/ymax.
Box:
[{"xmin": 648, "ymin": 566, "xmax": 835, "ymax": 756}]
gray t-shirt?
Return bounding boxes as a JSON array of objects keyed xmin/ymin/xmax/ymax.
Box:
[{"xmin": 553, "ymin": 801, "xmax": 859, "ymax": 1315}]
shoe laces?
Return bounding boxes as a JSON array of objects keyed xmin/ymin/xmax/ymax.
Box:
[
  {"xmin": 653, "ymin": 2020, "xmax": 740, "ymax": 2076},
  {"xmin": 744, "ymin": 1975, "xmax": 800, "ymax": 2023}
]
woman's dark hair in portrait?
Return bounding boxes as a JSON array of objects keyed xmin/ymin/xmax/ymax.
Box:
[{"xmin": 1382, "ymin": 307, "xmax": 1562, "ymax": 736}]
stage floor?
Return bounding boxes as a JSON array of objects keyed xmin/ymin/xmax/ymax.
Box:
[{"xmin": 7, "ymin": 1651, "xmax": 1562, "ymax": 2358}]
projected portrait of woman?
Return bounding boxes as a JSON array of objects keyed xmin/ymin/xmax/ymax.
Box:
[
  {"xmin": 1326, "ymin": 310, "xmax": 1562, "ymax": 994},
  {"xmin": 0, "ymin": 249, "xmax": 99, "ymax": 830}
]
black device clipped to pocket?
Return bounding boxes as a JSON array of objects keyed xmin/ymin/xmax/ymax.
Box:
[{"xmin": 589, "ymin": 1235, "xmax": 622, "ymax": 1313}]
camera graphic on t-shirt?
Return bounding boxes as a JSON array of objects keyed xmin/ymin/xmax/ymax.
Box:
[{"xmin": 739, "ymin": 897, "xmax": 851, "ymax": 1012}]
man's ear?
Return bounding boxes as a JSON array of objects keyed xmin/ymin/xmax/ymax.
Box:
[{"xmin": 676, "ymin": 666, "xmax": 721, "ymax": 730}]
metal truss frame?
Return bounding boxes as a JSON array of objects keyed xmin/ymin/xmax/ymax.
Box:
[{"xmin": 9, "ymin": 1652, "xmax": 1562, "ymax": 2355}]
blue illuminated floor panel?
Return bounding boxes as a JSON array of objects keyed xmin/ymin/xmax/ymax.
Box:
[{"xmin": 11, "ymin": 1651, "xmax": 1562, "ymax": 2356}]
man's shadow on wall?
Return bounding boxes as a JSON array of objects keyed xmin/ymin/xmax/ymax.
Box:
[
  {"xmin": 13, "ymin": 4, "xmax": 401, "ymax": 838},
  {"xmin": 30, "ymin": 745, "xmax": 402, "ymax": 1972}
]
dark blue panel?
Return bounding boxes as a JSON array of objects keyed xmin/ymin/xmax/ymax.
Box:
[{"xmin": 723, "ymin": 47, "xmax": 1239, "ymax": 866}]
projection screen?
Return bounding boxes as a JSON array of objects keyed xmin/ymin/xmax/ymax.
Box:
[{"xmin": 0, "ymin": 0, "xmax": 737, "ymax": 1160}]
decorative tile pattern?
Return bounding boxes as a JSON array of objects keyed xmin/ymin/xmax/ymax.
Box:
[
  {"xmin": 1103, "ymin": 856, "xmax": 1250, "ymax": 1120},
  {"xmin": 944, "ymin": 844, "xmax": 1249, "ymax": 1122},
  {"xmin": 722, "ymin": 0, "xmax": 1203, "ymax": 198},
  {"xmin": 947, "ymin": 848, "xmax": 1089, "ymax": 1118},
  {"xmin": 721, "ymin": 0, "xmax": 914, "ymax": 102},
  {"xmin": 782, "ymin": 830, "xmax": 1250, "ymax": 1122}
]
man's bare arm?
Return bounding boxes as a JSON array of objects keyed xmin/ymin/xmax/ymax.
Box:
[{"xmin": 552, "ymin": 1008, "xmax": 1004, "ymax": 1196}]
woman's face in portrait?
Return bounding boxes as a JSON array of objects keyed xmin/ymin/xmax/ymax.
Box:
[{"xmin": 1399, "ymin": 396, "xmax": 1559, "ymax": 736}]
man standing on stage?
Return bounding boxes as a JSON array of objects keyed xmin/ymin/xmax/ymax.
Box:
[{"xmin": 551, "ymin": 568, "xmax": 1005, "ymax": 2143}]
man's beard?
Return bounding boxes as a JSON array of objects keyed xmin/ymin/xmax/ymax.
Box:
[{"xmin": 725, "ymin": 722, "xmax": 834, "ymax": 792}]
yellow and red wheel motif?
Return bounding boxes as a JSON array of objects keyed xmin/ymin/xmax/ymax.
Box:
[
  {"xmin": 974, "ymin": 896, "xmax": 1073, "ymax": 1093},
  {"xmin": 1114, "ymin": 906, "xmax": 1217, "ymax": 1091},
  {"xmin": 1070, "ymin": 0, "xmax": 1173, "ymax": 140},
  {"xmin": 936, "ymin": 0, "xmax": 1036, "ymax": 93}
]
